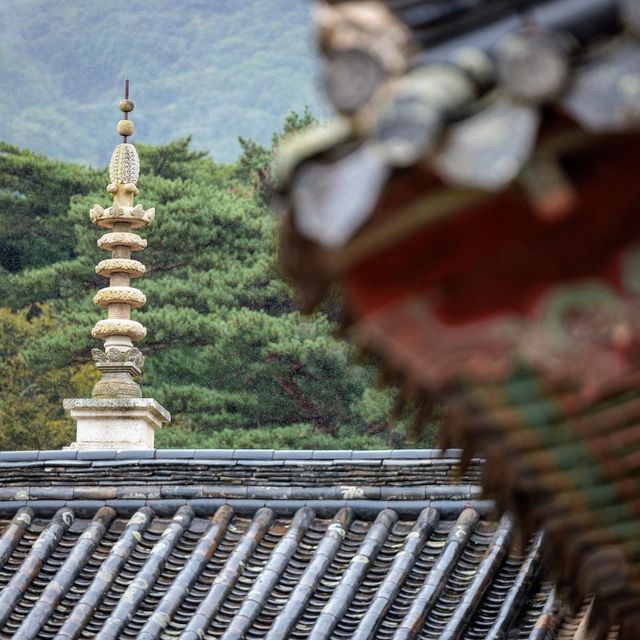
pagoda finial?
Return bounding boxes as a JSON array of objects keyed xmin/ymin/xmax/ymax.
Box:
[
  {"xmin": 64, "ymin": 82, "xmax": 170, "ymax": 449},
  {"xmin": 89, "ymin": 80, "xmax": 154, "ymax": 398}
]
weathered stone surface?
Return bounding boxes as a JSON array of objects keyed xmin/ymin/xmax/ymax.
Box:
[
  {"xmin": 92, "ymin": 347, "xmax": 144, "ymax": 368},
  {"xmin": 90, "ymin": 203, "xmax": 154, "ymax": 229},
  {"xmin": 95, "ymin": 258, "xmax": 146, "ymax": 278},
  {"xmin": 63, "ymin": 398, "xmax": 170, "ymax": 450},
  {"xmin": 91, "ymin": 377, "xmax": 142, "ymax": 399},
  {"xmin": 91, "ymin": 319, "xmax": 147, "ymax": 341},
  {"xmin": 93, "ymin": 286, "xmax": 146, "ymax": 308},
  {"xmin": 109, "ymin": 142, "xmax": 140, "ymax": 186},
  {"xmin": 97, "ymin": 231, "xmax": 147, "ymax": 251}
]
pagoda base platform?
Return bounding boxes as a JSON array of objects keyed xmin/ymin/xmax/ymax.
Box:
[{"xmin": 63, "ymin": 397, "xmax": 170, "ymax": 449}]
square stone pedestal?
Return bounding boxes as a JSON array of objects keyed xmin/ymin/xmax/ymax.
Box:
[{"xmin": 63, "ymin": 398, "xmax": 171, "ymax": 449}]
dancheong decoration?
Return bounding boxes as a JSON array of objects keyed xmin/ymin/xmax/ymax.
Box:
[{"xmin": 276, "ymin": 1, "xmax": 640, "ymax": 636}]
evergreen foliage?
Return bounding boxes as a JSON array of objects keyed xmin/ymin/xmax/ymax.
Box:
[
  {"xmin": 0, "ymin": 143, "xmax": 101, "ymax": 272},
  {"xmin": 0, "ymin": 124, "xmax": 435, "ymax": 450},
  {"xmin": 0, "ymin": 308, "xmax": 79, "ymax": 449}
]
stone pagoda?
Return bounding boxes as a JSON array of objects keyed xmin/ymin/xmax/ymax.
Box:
[{"xmin": 64, "ymin": 81, "xmax": 170, "ymax": 449}]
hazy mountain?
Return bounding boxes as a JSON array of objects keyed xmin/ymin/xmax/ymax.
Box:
[{"xmin": 0, "ymin": 0, "xmax": 324, "ymax": 165}]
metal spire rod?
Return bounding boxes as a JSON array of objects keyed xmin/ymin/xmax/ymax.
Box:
[{"xmin": 122, "ymin": 79, "xmax": 130, "ymax": 143}]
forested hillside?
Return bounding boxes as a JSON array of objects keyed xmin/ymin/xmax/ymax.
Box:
[
  {"xmin": 0, "ymin": 120, "xmax": 436, "ymax": 450},
  {"xmin": 0, "ymin": 0, "xmax": 322, "ymax": 165}
]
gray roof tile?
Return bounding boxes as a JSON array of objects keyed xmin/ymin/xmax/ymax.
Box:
[{"xmin": 0, "ymin": 449, "xmax": 578, "ymax": 637}]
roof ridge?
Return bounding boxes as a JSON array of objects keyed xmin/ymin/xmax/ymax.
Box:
[{"xmin": 0, "ymin": 448, "xmax": 470, "ymax": 463}]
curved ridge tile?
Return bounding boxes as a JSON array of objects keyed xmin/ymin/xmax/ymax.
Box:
[
  {"xmin": 352, "ymin": 506, "xmax": 440, "ymax": 640},
  {"xmin": 137, "ymin": 505, "xmax": 234, "ymax": 640},
  {"xmin": 486, "ymin": 530, "xmax": 546, "ymax": 640},
  {"xmin": 528, "ymin": 587, "xmax": 565, "ymax": 640},
  {"xmin": 393, "ymin": 507, "xmax": 480, "ymax": 640},
  {"xmin": 179, "ymin": 507, "xmax": 275, "ymax": 640},
  {"xmin": 308, "ymin": 507, "xmax": 399, "ymax": 640},
  {"xmin": 221, "ymin": 506, "xmax": 315, "ymax": 640},
  {"xmin": 13, "ymin": 506, "xmax": 116, "ymax": 640},
  {"xmin": 54, "ymin": 506, "xmax": 154, "ymax": 640},
  {"xmin": 0, "ymin": 507, "xmax": 33, "ymax": 569},
  {"xmin": 95, "ymin": 505, "xmax": 194, "ymax": 640},
  {"xmin": 0, "ymin": 507, "xmax": 74, "ymax": 630},
  {"xmin": 266, "ymin": 507, "xmax": 354, "ymax": 640},
  {"xmin": 440, "ymin": 512, "xmax": 516, "ymax": 639}
]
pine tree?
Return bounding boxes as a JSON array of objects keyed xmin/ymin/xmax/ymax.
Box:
[
  {"xmin": 0, "ymin": 142, "xmax": 100, "ymax": 272},
  {"xmin": 0, "ymin": 128, "xmax": 430, "ymax": 450}
]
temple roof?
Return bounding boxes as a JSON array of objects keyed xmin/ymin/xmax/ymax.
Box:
[{"xmin": 0, "ymin": 449, "xmax": 595, "ymax": 639}]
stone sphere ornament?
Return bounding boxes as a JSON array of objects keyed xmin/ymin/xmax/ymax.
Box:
[
  {"xmin": 119, "ymin": 98, "xmax": 135, "ymax": 112},
  {"xmin": 117, "ymin": 119, "xmax": 135, "ymax": 137}
]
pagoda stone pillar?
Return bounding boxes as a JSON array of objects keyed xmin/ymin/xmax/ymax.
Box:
[{"xmin": 64, "ymin": 84, "xmax": 170, "ymax": 449}]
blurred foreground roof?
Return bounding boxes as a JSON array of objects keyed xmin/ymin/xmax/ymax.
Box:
[{"xmin": 278, "ymin": 0, "xmax": 640, "ymax": 635}]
